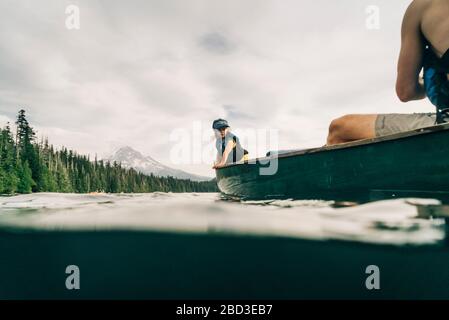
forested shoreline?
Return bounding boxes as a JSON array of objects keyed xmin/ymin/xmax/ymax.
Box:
[{"xmin": 0, "ymin": 110, "xmax": 217, "ymax": 194}]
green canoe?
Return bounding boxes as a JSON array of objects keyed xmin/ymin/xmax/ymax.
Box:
[{"xmin": 216, "ymin": 123, "xmax": 449, "ymax": 201}]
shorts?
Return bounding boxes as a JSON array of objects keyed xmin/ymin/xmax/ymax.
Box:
[{"xmin": 375, "ymin": 113, "xmax": 437, "ymax": 137}]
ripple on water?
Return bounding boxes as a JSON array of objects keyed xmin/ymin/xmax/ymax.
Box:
[{"xmin": 0, "ymin": 193, "xmax": 445, "ymax": 246}]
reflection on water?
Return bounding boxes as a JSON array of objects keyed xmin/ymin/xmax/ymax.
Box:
[{"xmin": 0, "ymin": 192, "xmax": 446, "ymax": 246}]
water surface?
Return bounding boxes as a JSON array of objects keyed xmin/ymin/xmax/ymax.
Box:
[{"xmin": 0, "ymin": 192, "xmax": 445, "ymax": 246}]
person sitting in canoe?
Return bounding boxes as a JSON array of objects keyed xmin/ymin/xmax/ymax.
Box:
[
  {"xmin": 212, "ymin": 119, "xmax": 249, "ymax": 169},
  {"xmin": 327, "ymin": 0, "xmax": 449, "ymax": 145}
]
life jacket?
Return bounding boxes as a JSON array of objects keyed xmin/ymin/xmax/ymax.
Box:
[
  {"xmin": 216, "ymin": 132, "xmax": 248, "ymax": 164},
  {"xmin": 423, "ymin": 45, "xmax": 449, "ymax": 123}
]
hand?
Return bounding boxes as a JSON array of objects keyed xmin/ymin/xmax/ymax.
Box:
[{"xmin": 213, "ymin": 162, "xmax": 223, "ymax": 169}]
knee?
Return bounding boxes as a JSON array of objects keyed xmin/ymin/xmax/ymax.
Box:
[
  {"xmin": 329, "ymin": 116, "xmax": 345, "ymax": 134},
  {"xmin": 327, "ymin": 115, "xmax": 353, "ymax": 145}
]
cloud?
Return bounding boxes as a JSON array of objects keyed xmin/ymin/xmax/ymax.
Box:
[
  {"xmin": 223, "ymin": 104, "xmax": 255, "ymax": 122},
  {"xmin": 199, "ymin": 32, "xmax": 235, "ymax": 55}
]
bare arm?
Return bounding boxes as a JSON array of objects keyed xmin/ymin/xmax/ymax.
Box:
[
  {"xmin": 213, "ymin": 140, "xmax": 234, "ymax": 169},
  {"xmin": 396, "ymin": 0, "xmax": 428, "ymax": 102}
]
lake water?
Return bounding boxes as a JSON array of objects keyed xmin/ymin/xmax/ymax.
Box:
[{"xmin": 0, "ymin": 192, "xmax": 446, "ymax": 246}]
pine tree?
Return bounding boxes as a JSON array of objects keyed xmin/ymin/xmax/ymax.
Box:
[
  {"xmin": 16, "ymin": 109, "xmax": 42, "ymax": 191},
  {"xmin": 0, "ymin": 124, "xmax": 19, "ymax": 194},
  {"xmin": 16, "ymin": 160, "xmax": 34, "ymax": 194}
]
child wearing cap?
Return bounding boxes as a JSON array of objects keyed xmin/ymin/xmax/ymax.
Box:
[{"xmin": 212, "ymin": 119, "xmax": 249, "ymax": 169}]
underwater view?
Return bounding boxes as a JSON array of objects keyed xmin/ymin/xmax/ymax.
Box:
[{"xmin": 1, "ymin": 192, "xmax": 449, "ymax": 299}]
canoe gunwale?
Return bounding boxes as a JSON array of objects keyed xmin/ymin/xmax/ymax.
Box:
[{"xmin": 216, "ymin": 123, "xmax": 449, "ymax": 170}]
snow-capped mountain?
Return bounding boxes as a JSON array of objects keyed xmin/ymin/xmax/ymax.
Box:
[{"xmin": 104, "ymin": 146, "xmax": 212, "ymax": 182}]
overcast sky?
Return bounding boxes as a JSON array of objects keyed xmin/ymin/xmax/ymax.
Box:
[{"xmin": 0, "ymin": 0, "xmax": 432, "ymax": 177}]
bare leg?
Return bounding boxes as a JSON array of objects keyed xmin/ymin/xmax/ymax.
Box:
[{"xmin": 327, "ymin": 114, "xmax": 378, "ymax": 145}]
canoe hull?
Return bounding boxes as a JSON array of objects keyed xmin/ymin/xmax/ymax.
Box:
[{"xmin": 216, "ymin": 125, "xmax": 449, "ymax": 201}]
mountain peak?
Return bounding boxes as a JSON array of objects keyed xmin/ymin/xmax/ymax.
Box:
[
  {"xmin": 116, "ymin": 146, "xmax": 137, "ymax": 153},
  {"xmin": 106, "ymin": 146, "xmax": 211, "ymax": 182},
  {"xmin": 114, "ymin": 146, "xmax": 145, "ymax": 160}
]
